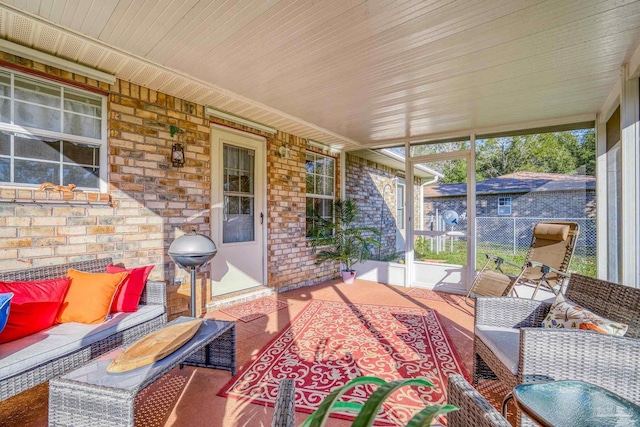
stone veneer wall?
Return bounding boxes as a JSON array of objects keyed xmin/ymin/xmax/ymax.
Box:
[
  {"xmin": 345, "ymin": 154, "xmax": 399, "ymax": 259},
  {"xmin": 0, "ymin": 52, "xmax": 337, "ymax": 319}
]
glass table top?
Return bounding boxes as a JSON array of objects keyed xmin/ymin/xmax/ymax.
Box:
[
  {"xmin": 61, "ymin": 317, "xmax": 233, "ymax": 391},
  {"xmin": 513, "ymin": 381, "xmax": 640, "ymax": 427}
]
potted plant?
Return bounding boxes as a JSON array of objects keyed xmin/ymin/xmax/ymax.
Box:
[
  {"xmin": 302, "ymin": 376, "xmax": 457, "ymax": 427},
  {"xmin": 309, "ymin": 199, "xmax": 381, "ymax": 284}
]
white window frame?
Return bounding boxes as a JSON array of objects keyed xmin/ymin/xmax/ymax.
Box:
[
  {"xmin": 497, "ymin": 196, "xmax": 511, "ymax": 216},
  {"xmin": 305, "ymin": 151, "xmax": 336, "ymax": 238},
  {"xmin": 396, "ymin": 181, "xmax": 405, "ymax": 230},
  {"xmin": 0, "ymin": 68, "xmax": 108, "ymax": 192}
]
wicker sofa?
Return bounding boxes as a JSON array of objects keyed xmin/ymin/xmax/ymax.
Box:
[
  {"xmin": 473, "ymin": 273, "xmax": 640, "ymax": 425},
  {"xmin": 271, "ymin": 375, "xmax": 511, "ymax": 427},
  {"xmin": 0, "ymin": 258, "xmax": 167, "ymax": 402}
]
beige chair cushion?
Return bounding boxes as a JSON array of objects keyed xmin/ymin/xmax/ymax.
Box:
[{"xmin": 533, "ymin": 223, "xmax": 570, "ymax": 242}]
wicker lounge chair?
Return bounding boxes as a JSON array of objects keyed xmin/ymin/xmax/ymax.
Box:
[
  {"xmin": 466, "ymin": 221, "xmax": 579, "ymax": 302},
  {"xmin": 271, "ymin": 375, "xmax": 510, "ymax": 427},
  {"xmin": 473, "ymin": 273, "xmax": 640, "ymax": 426}
]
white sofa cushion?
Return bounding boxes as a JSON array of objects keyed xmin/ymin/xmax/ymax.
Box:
[
  {"xmin": 0, "ymin": 305, "xmax": 164, "ymax": 380},
  {"xmin": 475, "ymin": 325, "xmax": 521, "ymax": 374}
]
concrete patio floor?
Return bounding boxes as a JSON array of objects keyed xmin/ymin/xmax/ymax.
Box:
[{"xmin": 0, "ymin": 278, "xmax": 482, "ymax": 427}]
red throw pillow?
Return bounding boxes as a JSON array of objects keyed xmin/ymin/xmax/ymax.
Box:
[
  {"xmin": 107, "ymin": 264, "xmax": 154, "ymax": 312},
  {"xmin": 0, "ymin": 278, "xmax": 71, "ymax": 343}
]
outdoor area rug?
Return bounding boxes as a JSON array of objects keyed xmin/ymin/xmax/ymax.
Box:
[
  {"xmin": 404, "ymin": 288, "xmax": 461, "ymax": 304},
  {"xmin": 219, "ymin": 300, "xmax": 469, "ymax": 425},
  {"xmin": 220, "ymin": 297, "xmax": 291, "ymax": 323}
]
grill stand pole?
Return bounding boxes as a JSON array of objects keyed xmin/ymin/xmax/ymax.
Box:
[{"xmin": 190, "ymin": 266, "xmax": 197, "ymax": 318}]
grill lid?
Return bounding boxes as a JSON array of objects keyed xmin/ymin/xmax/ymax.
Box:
[{"xmin": 168, "ymin": 231, "xmax": 217, "ymax": 268}]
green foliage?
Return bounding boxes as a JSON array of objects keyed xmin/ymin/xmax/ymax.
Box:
[
  {"xmin": 309, "ymin": 199, "xmax": 381, "ymax": 272},
  {"xmin": 413, "ymin": 238, "xmax": 596, "ymax": 278},
  {"xmin": 474, "ymin": 130, "xmax": 595, "ymax": 181},
  {"xmin": 301, "ymin": 376, "xmax": 457, "ymax": 427}
]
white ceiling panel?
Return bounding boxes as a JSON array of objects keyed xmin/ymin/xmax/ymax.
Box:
[{"xmin": 0, "ymin": 0, "xmax": 639, "ymax": 151}]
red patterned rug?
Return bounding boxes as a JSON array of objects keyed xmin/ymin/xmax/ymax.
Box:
[
  {"xmin": 404, "ymin": 289, "xmax": 463, "ymax": 304},
  {"xmin": 220, "ymin": 297, "xmax": 291, "ymax": 323},
  {"xmin": 219, "ymin": 300, "xmax": 469, "ymax": 425}
]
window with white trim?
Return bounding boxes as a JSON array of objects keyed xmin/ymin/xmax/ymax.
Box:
[
  {"xmin": 305, "ymin": 152, "xmax": 335, "ymax": 237},
  {"xmin": 0, "ymin": 69, "xmax": 106, "ymax": 190},
  {"xmin": 497, "ymin": 197, "xmax": 511, "ymax": 215},
  {"xmin": 396, "ymin": 182, "xmax": 405, "ymax": 229}
]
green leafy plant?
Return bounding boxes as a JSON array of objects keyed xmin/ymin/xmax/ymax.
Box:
[
  {"xmin": 309, "ymin": 199, "xmax": 381, "ymax": 272},
  {"xmin": 302, "ymin": 376, "xmax": 457, "ymax": 427}
]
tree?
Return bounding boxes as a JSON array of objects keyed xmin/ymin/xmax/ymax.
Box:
[{"xmin": 473, "ymin": 130, "xmax": 594, "ymax": 181}]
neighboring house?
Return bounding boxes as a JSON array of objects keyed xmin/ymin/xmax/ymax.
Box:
[{"xmin": 423, "ymin": 172, "xmax": 597, "ymax": 249}]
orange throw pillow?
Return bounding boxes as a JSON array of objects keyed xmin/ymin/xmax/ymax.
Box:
[{"xmin": 56, "ymin": 269, "xmax": 128, "ymax": 324}]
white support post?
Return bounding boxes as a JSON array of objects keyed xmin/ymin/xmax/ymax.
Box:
[
  {"xmin": 467, "ymin": 134, "xmax": 477, "ymax": 289},
  {"xmin": 620, "ymin": 64, "xmax": 640, "ymax": 286},
  {"xmin": 595, "ymin": 115, "xmax": 609, "ymax": 280},
  {"xmin": 405, "ymin": 141, "xmax": 414, "ymax": 287},
  {"xmin": 340, "ymin": 151, "xmax": 346, "ymax": 201}
]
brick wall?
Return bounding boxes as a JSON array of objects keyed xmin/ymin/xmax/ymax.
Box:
[
  {"xmin": 264, "ymin": 130, "xmax": 340, "ymax": 289},
  {"xmin": 0, "ymin": 52, "xmax": 338, "ymax": 319},
  {"xmin": 345, "ymin": 154, "xmax": 399, "ymax": 259},
  {"xmin": 425, "ymin": 190, "xmax": 596, "ymax": 220}
]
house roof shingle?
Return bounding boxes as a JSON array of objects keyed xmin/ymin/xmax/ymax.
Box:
[{"xmin": 423, "ymin": 172, "xmax": 596, "ymax": 198}]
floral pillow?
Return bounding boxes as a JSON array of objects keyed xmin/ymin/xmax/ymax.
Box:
[{"xmin": 541, "ymin": 293, "xmax": 628, "ymax": 336}]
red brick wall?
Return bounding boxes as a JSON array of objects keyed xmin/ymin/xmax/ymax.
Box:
[{"xmin": 0, "ymin": 51, "xmax": 339, "ymax": 319}]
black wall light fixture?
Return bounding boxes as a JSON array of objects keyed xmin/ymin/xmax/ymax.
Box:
[
  {"xmin": 169, "ymin": 125, "xmax": 185, "ymax": 168},
  {"xmin": 171, "ymin": 143, "xmax": 185, "ymax": 167}
]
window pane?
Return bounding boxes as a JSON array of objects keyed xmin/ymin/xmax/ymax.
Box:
[
  {"xmin": 15, "ymin": 101, "xmax": 61, "ymax": 132},
  {"xmin": 227, "ymin": 172, "xmax": 239, "ymax": 192},
  {"xmin": 305, "ymin": 154, "xmax": 315, "ymax": 174},
  {"xmin": 239, "ymin": 147, "xmax": 253, "ymax": 171},
  {"xmin": 15, "ymin": 135, "xmax": 60, "ymax": 161},
  {"xmin": 64, "ymin": 112, "xmax": 101, "ymax": 139},
  {"xmin": 325, "ymin": 158, "xmax": 334, "ymax": 176},
  {"xmin": 0, "ymin": 98, "xmax": 9, "ymax": 123},
  {"xmin": 64, "ymin": 164, "xmax": 99, "ymax": 187},
  {"xmin": 14, "ymin": 159, "xmax": 58, "ymax": 184},
  {"xmin": 64, "ymin": 90, "xmax": 101, "ymax": 117},
  {"xmin": 240, "ymin": 172, "xmax": 252, "ymax": 194},
  {"xmin": 0, "ymin": 157, "xmax": 9, "ymax": 182},
  {"xmin": 0, "ymin": 72, "xmax": 10, "ymax": 97},
  {"xmin": 63, "ymin": 141, "xmax": 97, "ymax": 165},
  {"xmin": 241, "ymin": 197, "xmax": 253, "ymax": 215},
  {"xmin": 14, "ymin": 76, "xmax": 61, "ymax": 107},
  {"xmin": 325, "ymin": 178, "xmax": 334, "ymax": 196},
  {"xmin": 0, "ymin": 132, "xmax": 10, "ymax": 155},
  {"xmin": 321, "ymin": 199, "xmax": 333, "ymax": 218},
  {"xmin": 226, "ymin": 146, "xmax": 238, "ymax": 169},
  {"xmin": 226, "ymin": 196, "xmax": 239, "ymax": 215},
  {"xmin": 306, "ymin": 173, "xmax": 314, "ymax": 193},
  {"xmin": 315, "ymin": 175, "xmax": 325, "ymax": 195}
]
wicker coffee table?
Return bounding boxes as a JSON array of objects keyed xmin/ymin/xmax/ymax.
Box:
[{"xmin": 48, "ymin": 317, "xmax": 236, "ymax": 427}]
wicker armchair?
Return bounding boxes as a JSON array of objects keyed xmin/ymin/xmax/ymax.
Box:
[
  {"xmin": 271, "ymin": 375, "xmax": 510, "ymax": 427},
  {"xmin": 473, "ymin": 273, "xmax": 640, "ymax": 426}
]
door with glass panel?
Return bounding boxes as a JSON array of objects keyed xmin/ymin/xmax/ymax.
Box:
[{"xmin": 210, "ymin": 127, "xmax": 266, "ymax": 296}]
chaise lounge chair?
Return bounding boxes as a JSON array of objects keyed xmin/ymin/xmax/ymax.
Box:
[{"xmin": 466, "ymin": 221, "xmax": 579, "ymax": 302}]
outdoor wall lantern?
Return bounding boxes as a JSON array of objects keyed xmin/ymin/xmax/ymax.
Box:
[
  {"xmin": 169, "ymin": 125, "xmax": 185, "ymax": 168},
  {"xmin": 171, "ymin": 143, "xmax": 185, "ymax": 167}
]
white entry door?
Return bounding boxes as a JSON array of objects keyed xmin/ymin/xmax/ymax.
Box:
[{"xmin": 210, "ymin": 126, "xmax": 266, "ymax": 296}]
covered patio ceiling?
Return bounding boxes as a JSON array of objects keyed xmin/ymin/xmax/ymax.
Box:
[{"xmin": 0, "ymin": 0, "xmax": 639, "ymax": 151}]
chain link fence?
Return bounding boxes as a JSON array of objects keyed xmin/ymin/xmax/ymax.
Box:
[{"xmin": 476, "ymin": 217, "xmax": 595, "ymax": 254}]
